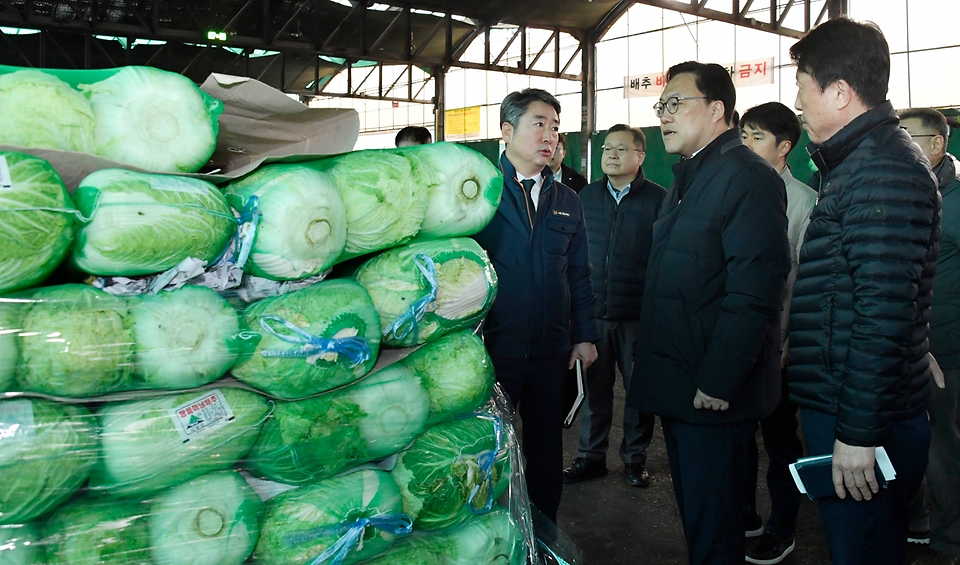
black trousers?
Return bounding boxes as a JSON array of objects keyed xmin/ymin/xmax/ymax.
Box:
[
  {"xmin": 662, "ymin": 417, "xmax": 756, "ymax": 565},
  {"xmin": 802, "ymin": 408, "xmax": 929, "ymax": 565},
  {"xmin": 491, "ymin": 354, "xmax": 568, "ymax": 523}
]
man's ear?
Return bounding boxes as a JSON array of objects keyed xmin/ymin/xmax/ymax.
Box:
[
  {"xmin": 833, "ymin": 79, "xmax": 854, "ymax": 111},
  {"xmin": 501, "ymin": 122, "xmax": 513, "ymax": 145},
  {"xmin": 777, "ymin": 139, "xmax": 793, "ymax": 160},
  {"xmin": 637, "ymin": 151, "xmax": 646, "ymax": 167},
  {"xmin": 712, "ymin": 101, "xmax": 725, "ymax": 124},
  {"xmin": 932, "ymin": 134, "xmax": 946, "ymax": 158}
]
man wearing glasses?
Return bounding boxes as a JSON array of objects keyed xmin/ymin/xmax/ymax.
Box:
[
  {"xmin": 626, "ymin": 62, "xmax": 790, "ymax": 564},
  {"xmin": 898, "ymin": 107, "xmax": 958, "ymax": 560},
  {"xmin": 563, "ymin": 124, "xmax": 664, "ymax": 488}
]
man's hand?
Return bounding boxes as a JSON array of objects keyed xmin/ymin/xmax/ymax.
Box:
[
  {"xmin": 692, "ymin": 389, "xmax": 729, "ymax": 411},
  {"xmin": 832, "ymin": 440, "xmax": 878, "ymax": 501},
  {"xmin": 569, "ymin": 342, "xmax": 598, "ymax": 371},
  {"xmin": 928, "ymin": 352, "xmax": 945, "ymax": 389}
]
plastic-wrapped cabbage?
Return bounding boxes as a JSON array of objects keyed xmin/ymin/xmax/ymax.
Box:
[
  {"xmin": 149, "ymin": 470, "xmax": 262, "ymax": 565},
  {"xmin": 254, "ymin": 470, "xmax": 409, "ymax": 565},
  {"xmin": 78, "ymin": 66, "xmax": 222, "ymax": 173},
  {"xmin": 231, "ymin": 279, "xmax": 380, "ymax": 399},
  {"xmin": 360, "ymin": 507, "xmax": 526, "ymax": 565},
  {"xmin": 15, "ymin": 284, "xmax": 134, "ymax": 398},
  {"xmin": 0, "ymin": 152, "xmax": 77, "ymax": 294},
  {"xmin": 400, "ymin": 330, "xmax": 495, "ymax": 424},
  {"xmin": 397, "ymin": 142, "xmax": 503, "ymax": 239},
  {"xmin": 245, "ymin": 363, "xmax": 430, "ymax": 484},
  {"xmin": 0, "ymin": 69, "xmax": 95, "ymax": 153},
  {"xmin": 0, "ymin": 399, "xmax": 97, "ymax": 525},
  {"xmin": 42, "ymin": 497, "xmax": 151, "ymax": 565},
  {"xmin": 355, "ymin": 238, "xmax": 498, "ymax": 347},
  {"xmin": 0, "ymin": 523, "xmax": 41, "ymax": 565},
  {"xmin": 89, "ymin": 388, "xmax": 270, "ymax": 497},
  {"xmin": 224, "ymin": 164, "xmax": 347, "ymax": 280},
  {"xmin": 392, "ymin": 416, "xmax": 510, "ymax": 531},
  {"xmin": 71, "ymin": 169, "xmax": 235, "ymax": 276},
  {"xmin": 309, "ymin": 150, "xmax": 428, "ymax": 260},
  {"xmin": 132, "ymin": 285, "xmax": 257, "ymax": 390},
  {"xmin": 0, "ymin": 301, "xmax": 17, "ymax": 393}
]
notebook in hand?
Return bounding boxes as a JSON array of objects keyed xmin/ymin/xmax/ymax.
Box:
[
  {"xmin": 789, "ymin": 446, "xmax": 896, "ymax": 500},
  {"xmin": 562, "ymin": 360, "xmax": 584, "ymax": 429}
]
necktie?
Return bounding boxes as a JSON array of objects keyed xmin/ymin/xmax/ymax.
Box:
[{"xmin": 520, "ymin": 178, "xmax": 536, "ymax": 228}]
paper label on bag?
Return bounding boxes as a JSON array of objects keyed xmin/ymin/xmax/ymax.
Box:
[
  {"xmin": 168, "ymin": 390, "xmax": 235, "ymax": 444},
  {"xmin": 0, "ymin": 399, "xmax": 36, "ymax": 444},
  {"xmin": 0, "ymin": 156, "xmax": 13, "ymax": 190}
]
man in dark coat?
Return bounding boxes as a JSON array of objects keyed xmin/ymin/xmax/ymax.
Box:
[
  {"xmin": 787, "ymin": 18, "xmax": 941, "ymax": 565},
  {"xmin": 899, "ymin": 107, "xmax": 960, "ymax": 559},
  {"xmin": 473, "ymin": 88, "xmax": 599, "ymax": 524},
  {"xmin": 626, "ymin": 62, "xmax": 790, "ymax": 565},
  {"xmin": 562, "ymin": 124, "xmax": 664, "ymax": 488},
  {"xmin": 548, "ymin": 132, "xmax": 588, "ymax": 192}
]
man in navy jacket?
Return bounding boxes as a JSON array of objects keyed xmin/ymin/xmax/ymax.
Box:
[{"xmin": 473, "ymin": 88, "xmax": 600, "ymax": 523}]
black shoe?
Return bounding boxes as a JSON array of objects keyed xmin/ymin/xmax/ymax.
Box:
[
  {"xmin": 745, "ymin": 531, "xmax": 796, "ymax": 565},
  {"xmin": 907, "ymin": 529, "xmax": 930, "ymax": 544},
  {"xmin": 625, "ymin": 463, "xmax": 650, "ymax": 488},
  {"xmin": 562, "ymin": 457, "xmax": 607, "ymax": 484},
  {"xmin": 743, "ymin": 512, "xmax": 764, "ymax": 538}
]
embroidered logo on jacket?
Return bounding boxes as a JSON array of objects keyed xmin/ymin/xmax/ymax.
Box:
[{"xmin": 552, "ymin": 209, "xmax": 571, "ymax": 218}]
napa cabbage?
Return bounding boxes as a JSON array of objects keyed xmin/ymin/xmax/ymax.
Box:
[
  {"xmin": 0, "ymin": 399, "xmax": 97, "ymax": 525},
  {"xmin": 231, "ymin": 279, "xmax": 380, "ymax": 399},
  {"xmin": 89, "ymin": 388, "xmax": 269, "ymax": 497},
  {"xmin": 0, "ymin": 152, "xmax": 77, "ymax": 294},
  {"xmin": 71, "ymin": 168, "xmax": 235, "ymax": 276},
  {"xmin": 0, "ymin": 523, "xmax": 41, "ymax": 565},
  {"xmin": 391, "ymin": 416, "xmax": 510, "ymax": 531},
  {"xmin": 78, "ymin": 66, "xmax": 222, "ymax": 173},
  {"xmin": 149, "ymin": 470, "xmax": 263, "ymax": 565},
  {"xmin": 0, "ymin": 70, "xmax": 95, "ymax": 153},
  {"xmin": 224, "ymin": 164, "xmax": 347, "ymax": 280},
  {"xmin": 245, "ymin": 363, "xmax": 430, "ymax": 484},
  {"xmin": 309, "ymin": 150, "xmax": 428, "ymax": 260},
  {"xmin": 42, "ymin": 497, "xmax": 151, "ymax": 565},
  {"xmin": 397, "ymin": 142, "xmax": 503, "ymax": 239},
  {"xmin": 400, "ymin": 330, "xmax": 495, "ymax": 424},
  {"xmin": 132, "ymin": 285, "xmax": 257, "ymax": 390},
  {"xmin": 360, "ymin": 507, "xmax": 526, "ymax": 565},
  {"xmin": 254, "ymin": 469, "xmax": 408, "ymax": 565},
  {"xmin": 0, "ymin": 301, "xmax": 18, "ymax": 393},
  {"xmin": 15, "ymin": 284, "xmax": 135, "ymax": 398},
  {"xmin": 355, "ymin": 238, "xmax": 498, "ymax": 347}
]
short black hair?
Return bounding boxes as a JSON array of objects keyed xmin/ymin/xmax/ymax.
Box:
[
  {"xmin": 607, "ymin": 123, "xmax": 647, "ymax": 153},
  {"xmin": 501, "ymin": 88, "xmax": 561, "ymax": 128},
  {"xmin": 395, "ymin": 126, "xmax": 432, "ymax": 146},
  {"xmin": 789, "ymin": 17, "xmax": 890, "ymax": 108},
  {"xmin": 740, "ymin": 102, "xmax": 802, "ymax": 151},
  {"xmin": 898, "ymin": 107, "xmax": 950, "ymax": 140},
  {"xmin": 667, "ymin": 61, "xmax": 736, "ymax": 125}
]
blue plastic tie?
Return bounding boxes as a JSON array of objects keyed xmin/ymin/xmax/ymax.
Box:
[
  {"xmin": 259, "ymin": 315, "xmax": 372, "ymax": 367},
  {"xmin": 383, "ymin": 253, "xmax": 439, "ymax": 342},
  {"xmin": 466, "ymin": 412, "xmax": 505, "ymax": 514},
  {"xmin": 282, "ymin": 513, "xmax": 413, "ymax": 565},
  {"xmin": 213, "ymin": 195, "xmax": 261, "ymax": 269}
]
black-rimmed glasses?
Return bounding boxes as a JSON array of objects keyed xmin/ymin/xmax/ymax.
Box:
[{"xmin": 653, "ymin": 96, "xmax": 712, "ymax": 117}]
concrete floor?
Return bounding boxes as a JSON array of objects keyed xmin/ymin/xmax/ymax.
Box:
[{"xmin": 550, "ymin": 381, "xmax": 956, "ymax": 565}]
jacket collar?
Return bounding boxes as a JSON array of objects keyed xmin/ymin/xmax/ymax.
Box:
[
  {"xmin": 806, "ymin": 100, "xmax": 899, "ymax": 176},
  {"xmin": 672, "ymin": 128, "xmax": 742, "ymax": 198},
  {"xmin": 499, "ymin": 152, "xmax": 555, "ymax": 194},
  {"xmin": 602, "ymin": 168, "xmax": 647, "ymax": 192},
  {"xmin": 935, "ymin": 153, "xmax": 959, "ymax": 196}
]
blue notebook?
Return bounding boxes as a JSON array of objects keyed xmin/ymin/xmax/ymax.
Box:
[{"xmin": 789, "ymin": 446, "xmax": 896, "ymax": 500}]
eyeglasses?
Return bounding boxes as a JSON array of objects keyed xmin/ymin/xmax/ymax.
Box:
[
  {"xmin": 653, "ymin": 96, "xmax": 712, "ymax": 117},
  {"xmin": 601, "ymin": 145, "xmax": 641, "ymax": 155},
  {"xmin": 899, "ymin": 126, "xmax": 938, "ymax": 138}
]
